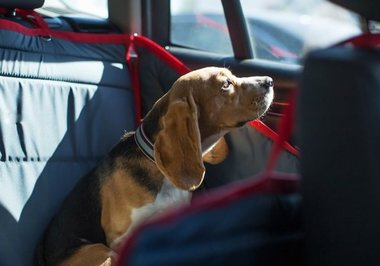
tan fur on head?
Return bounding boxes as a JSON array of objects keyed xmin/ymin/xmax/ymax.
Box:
[{"xmin": 150, "ymin": 67, "xmax": 274, "ymax": 191}]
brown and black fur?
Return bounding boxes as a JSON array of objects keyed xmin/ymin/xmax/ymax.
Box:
[
  {"xmin": 37, "ymin": 67, "xmax": 274, "ymax": 266},
  {"xmin": 38, "ymin": 129, "xmax": 165, "ymax": 265}
]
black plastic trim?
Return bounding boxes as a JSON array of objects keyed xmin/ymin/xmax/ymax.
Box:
[
  {"xmin": 221, "ymin": 0, "xmax": 254, "ymax": 59},
  {"xmin": 167, "ymin": 46, "xmax": 300, "ymax": 80},
  {"xmin": 141, "ymin": 0, "xmax": 170, "ymax": 46}
]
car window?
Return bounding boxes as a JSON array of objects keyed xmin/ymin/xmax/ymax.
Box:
[
  {"xmin": 240, "ymin": 0, "xmax": 361, "ymax": 64},
  {"xmin": 170, "ymin": 0, "xmax": 233, "ymax": 55},
  {"xmin": 42, "ymin": 0, "xmax": 108, "ymax": 18},
  {"xmin": 170, "ymin": 0, "xmax": 362, "ymax": 64}
]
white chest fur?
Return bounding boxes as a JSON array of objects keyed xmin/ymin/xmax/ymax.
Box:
[
  {"xmin": 111, "ymin": 178, "xmax": 190, "ymax": 250},
  {"xmin": 131, "ymin": 178, "xmax": 191, "ymax": 223}
]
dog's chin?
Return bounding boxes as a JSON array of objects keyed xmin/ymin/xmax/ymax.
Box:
[
  {"xmin": 233, "ymin": 106, "xmax": 271, "ymax": 128},
  {"xmin": 258, "ymin": 104, "xmax": 271, "ymax": 118},
  {"xmin": 251, "ymin": 93, "xmax": 273, "ymax": 114},
  {"xmin": 256, "ymin": 95, "xmax": 273, "ymax": 118}
]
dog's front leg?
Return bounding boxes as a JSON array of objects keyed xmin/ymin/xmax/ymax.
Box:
[{"xmin": 60, "ymin": 243, "xmax": 115, "ymax": 266}]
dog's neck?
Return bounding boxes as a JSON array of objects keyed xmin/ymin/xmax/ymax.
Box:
[
  {"xmin": 137, "ymin": 119, "xmax": 226, "ymax": 161},
  {"xmin": 137, "ymin": 98, "xmax": 227, "ymax": 161},
  {"xmin": 138, "ymin": 98, "xmax": 166, "ymax": 145},
  {"xmin": 134, "ymin": 124, "xmax": 155, "ymax": 162},
  {"xmin": 201, "ymin": 129, "xmax": 228, "ymax": 155}
]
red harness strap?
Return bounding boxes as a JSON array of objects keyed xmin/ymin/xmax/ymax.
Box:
[
  {"xmin": 133, "ymin": 35, "xmax": 190, "ymax": 75},
  {"xmin": 126, "ymin": 34, "xmax": 191, "ymax": 126},
  {"xmin": 264, "ymin": 90, "xmax": 298, "ymax": 172},
  {"xmin": 335, "ymin": 32, "xmax": 380, "ymax": 48},
  {"xmin": 126, "ymin": 35, "xmax": 142, "ymax": 127},
  {"xmin": 250, "ymin": 119, "xmax": 299, "ymax": 158}
]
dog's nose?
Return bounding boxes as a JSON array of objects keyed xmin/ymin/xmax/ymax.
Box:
[{"xmin": 262, "ymin": 77, "xmax": 274, "ymax": 89}]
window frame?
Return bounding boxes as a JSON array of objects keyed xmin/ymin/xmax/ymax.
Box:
[
  {"xmin": 141, "ymin": 0, "xmax": 301, "ymax": 91},
  {"xmin": 221, "ymin": 0, "xmax": 253, "ymax": 59},
  {"xmin": 142, "ymin": 0, "xmax": 301, "ymax": 67},
  {"xmin": 142, "ymin": 0, "xmax": 255, "ymax": 60}
]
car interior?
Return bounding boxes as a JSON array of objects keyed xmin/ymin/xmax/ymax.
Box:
[{"xmin": 0, "ymin": 0, "xmax": 379, "ymax": 265}]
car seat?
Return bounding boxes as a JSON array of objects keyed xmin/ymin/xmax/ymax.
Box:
[
  {"xmin": 0, "ymin": 1, "xmax": 135, "ymax": 265},
  {"xmin": 299, "ymin": 0, "xmax": 380, "ymax": 265}
]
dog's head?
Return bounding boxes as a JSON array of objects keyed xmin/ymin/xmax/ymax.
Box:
[{"xmin": 151, "ymin": 67, "xmax": 274, "ymax": 191}]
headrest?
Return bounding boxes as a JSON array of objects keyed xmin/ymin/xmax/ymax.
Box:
[
  {"xmin": 330, "ymin": 0, "xmax": 380, "ymax": 21},
  {"xmin": 0, "ymin": 0, "xmax": 44, "ymax": 9}
]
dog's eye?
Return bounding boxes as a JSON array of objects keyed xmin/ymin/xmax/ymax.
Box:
[{"xmin": 221, "ymin": 79, "xmax": 232, "ymax": 91}]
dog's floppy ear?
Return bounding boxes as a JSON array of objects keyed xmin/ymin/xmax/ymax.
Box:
[
  {"xmin": 154, "ymin": 94, "xmax": 205, "ymax": 191},
  {"xmin": 203, "ymin": 137, "xmax": 229, "ymax": 165}
]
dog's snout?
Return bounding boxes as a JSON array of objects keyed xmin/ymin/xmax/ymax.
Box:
[{"xmin": 262, "ymin": 77, "xmax": 273, "ymax": 89}]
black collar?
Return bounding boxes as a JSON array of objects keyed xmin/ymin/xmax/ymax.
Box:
[{"xmin": 134, "ymin": 124, "xmax": 155, "ymax": 162}]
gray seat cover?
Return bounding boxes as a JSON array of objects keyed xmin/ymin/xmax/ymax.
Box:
[{"xmin": 0, "ymin": 28, "xmax": 134, "ymax": 265}]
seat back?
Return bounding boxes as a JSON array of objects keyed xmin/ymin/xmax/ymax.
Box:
[
  {"xmin": 0, "ymin": 5, "xmax": 135, "ymax": 265},
  {"xmin": 329, "ymin": 0, "xmax": 380, "ymax": 21},
  {"xmin": 299, "ymin": 32, "xmax": 380, "ymax": 266}
]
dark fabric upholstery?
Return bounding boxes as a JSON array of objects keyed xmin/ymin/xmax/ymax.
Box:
[
  {"xmin": 122, "ymin": 193, "xmax": 303, "ymax": 266},
  {"xmin": 299, "ymin": 46, "xmax": 380, "ymax": 266},
  {"xmin": 204, "ymin": 124, "xmax": 299, "ymax": 189},
  {"xmin": 137, "ymin": 47, "xmax": 181, "ymax": 116}
]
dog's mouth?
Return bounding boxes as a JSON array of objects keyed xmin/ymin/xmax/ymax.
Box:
[
  {"xmin": 251, "ymin": 90, "xmax": 274, "ymax": 119},
  {"xmin": 230, "ymin": 91, "xmax": 274, "ymax": 128}
]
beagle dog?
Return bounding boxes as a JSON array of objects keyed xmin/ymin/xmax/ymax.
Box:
[{"xmin": 38, "ymin": 67, "xmax": 274, "ymax": 266}]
